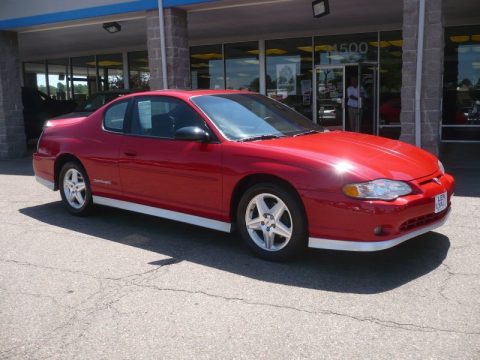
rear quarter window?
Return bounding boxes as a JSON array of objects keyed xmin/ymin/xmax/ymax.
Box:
[{"xmin": 104, "ymin": 101, "xmax": 129, "ymax": 132}]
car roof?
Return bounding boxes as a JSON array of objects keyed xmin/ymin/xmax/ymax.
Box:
[
  {"xmin": 94, "ymin": 90, "xmax": 135, "ymax": 95},
  {"xmin": 118, "ymin": 89, "xmax": 254, "ymax": 102}
]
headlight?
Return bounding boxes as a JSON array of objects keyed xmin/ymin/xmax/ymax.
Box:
[
  {"xmin": 438, "ymin": 160, "xmax": 445, "ymax": 174},
  {"xmin": 343, "ymin": 179, "xmax": 412, "ymax": 201}
]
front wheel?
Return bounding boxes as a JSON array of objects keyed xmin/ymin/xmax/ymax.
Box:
[
  {"xmin": 59, "ymin": 162, "xmax": 93, "ymax": 216},
  {"xmin": 237, "ymin": 183, "xmax": 308, "ymax": 261}
]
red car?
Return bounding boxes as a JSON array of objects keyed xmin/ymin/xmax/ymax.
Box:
[{"xmin": 33, "ymin": 90, "xmax": 454, "ymax": 261}]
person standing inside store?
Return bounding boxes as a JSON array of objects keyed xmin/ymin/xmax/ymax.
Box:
[{"xmin": 347, "ymin": 77, "xmax": 361, "ymax": 132}]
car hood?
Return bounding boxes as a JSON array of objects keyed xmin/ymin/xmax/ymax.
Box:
[
  {"xmin": 52, "ymin": 111, "xmax": 92, "ymax": 120},
  {"xmin": 251, "ymin": 131, "xmax": 438, "ymax": 181}
]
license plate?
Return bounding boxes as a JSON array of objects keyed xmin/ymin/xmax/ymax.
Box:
[{"xmin": 434, "ymin": 192, "xmax": 448, "ymax": 213}]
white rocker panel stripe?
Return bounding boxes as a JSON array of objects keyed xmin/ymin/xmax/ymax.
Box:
[
  {"xmin": 93, "ymin": 195, "xmax": 232, "ymax": 233},
  {"xmin": 35, "ymin": 175, "xmax": 55, "ymax": 190}
]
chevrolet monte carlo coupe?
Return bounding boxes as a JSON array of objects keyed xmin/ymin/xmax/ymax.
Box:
[{"xmin": 33, "ymin": 90, "xmax": 454, "ymax": 261}]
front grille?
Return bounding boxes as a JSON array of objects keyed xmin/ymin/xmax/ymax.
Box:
[
  {"xmin": 418, "ymin": 174, "xmax": 444, "ymax": 186},
  {"xmin": 399, "ymin": 208, "xmax": 448, "ymax": 232}
]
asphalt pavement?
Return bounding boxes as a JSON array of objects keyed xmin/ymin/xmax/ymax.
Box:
[{"xmin": 0, "ymin": 154, "xmax": 479, "ymax": 359}]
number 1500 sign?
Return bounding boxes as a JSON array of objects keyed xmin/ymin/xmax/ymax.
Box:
[{"xmin": 331, "ymin": 42, "xmax": 369, "ymax": 54}]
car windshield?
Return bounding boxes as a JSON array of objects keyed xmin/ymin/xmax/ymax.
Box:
[
  {"xmin": 191, "ymin": 93, "xmax": 322, "ymax": 141},
  {"xmin": 76, "ymin": 93, "xmax": 125, "ymax": 112}
]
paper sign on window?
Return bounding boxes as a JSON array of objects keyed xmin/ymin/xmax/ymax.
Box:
[{"xmin": 138, "ymin": 101, "xmax": 152, "ymax": 130}]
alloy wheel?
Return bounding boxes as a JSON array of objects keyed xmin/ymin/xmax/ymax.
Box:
[
  {"xmin": 245, "ymin": 193, "xmax": 293, "ymax": 251},
  {"xmin": 63, "ymin": 168, "xmax": 87, "ymax": 209}
]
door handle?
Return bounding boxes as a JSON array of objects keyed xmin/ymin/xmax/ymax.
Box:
[{"xmin": 124, "ymin": 150, "xmax": 137, "ymax": 157}]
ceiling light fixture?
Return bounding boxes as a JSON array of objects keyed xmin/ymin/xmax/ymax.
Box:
[
  {"xmin": 312, "ymin": 0, "xmax": 330, "ymax": 18},
  {"xmin": 103, "ymin": 22, "xmax": 121, "ymax": 34}
]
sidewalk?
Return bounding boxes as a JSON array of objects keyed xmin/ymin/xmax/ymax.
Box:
[{"xmin": 441, "ymin": 143, "xmax": 480, "ymax": 197}]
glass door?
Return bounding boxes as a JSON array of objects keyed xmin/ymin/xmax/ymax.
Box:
[
  {"xmin": 358, "ymin": 63, "xmax": 378, "ymax": 134},
  {"xmin": 315, "ymin": 65, "xmax": 345, "ymax": 130}
]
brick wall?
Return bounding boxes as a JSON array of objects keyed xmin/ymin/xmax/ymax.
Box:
[
  {"xmin": 146, "ymin": 10, "xmax": 164, "ymax": 90},
  {"xmin": 400, "ymin": 0, "xmax": 444, "ymax": 155},
  {"xmin": 146, "ymin": 8, "xmax": 191, "ymax": 90},
  {"xmin": 421, "ymin": 0, "xmax": 444, "ymax": 155},
  {"xmin": 0, "ymin": 31, "xmax": 26, "ymax": 159}
]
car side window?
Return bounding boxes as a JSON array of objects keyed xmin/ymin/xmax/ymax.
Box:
[
  {"xmin": 104, "ymin": 101, "xmax": 129, "ymax": 132},
  {"xmin": 129, "ymin": 96, "xmax": 209, "ymax": 139}
]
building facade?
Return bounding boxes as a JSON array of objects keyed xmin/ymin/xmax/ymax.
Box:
[{"xmin": 1, "ymin": 0, "xmax": 479, "ymax": 159}]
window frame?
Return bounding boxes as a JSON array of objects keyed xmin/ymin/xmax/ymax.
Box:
[
  {"xmin": 102, "ymin": 98, "xmax": 132, "ymax": 134},
  {"xmin": 124, "ymin": 95, "xmax": 218, "ymax": 142}
]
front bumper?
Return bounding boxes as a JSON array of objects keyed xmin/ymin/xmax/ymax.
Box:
[
  {"xmin": 308, "ymin": 208, "xmax": 451, "ymax": 251},
  {"xmin": 302, "ymin": 171, "xmax": 454, "ymax": 249}
]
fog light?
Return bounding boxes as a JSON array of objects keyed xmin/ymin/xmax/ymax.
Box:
[{"xmin": 374, "ymin": 226, "xmax": 383, "ymax": 236}]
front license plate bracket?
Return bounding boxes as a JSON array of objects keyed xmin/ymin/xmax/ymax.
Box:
[{"xmin": 434, "ymin": 192, "xmax": 447, "ymax": 213}]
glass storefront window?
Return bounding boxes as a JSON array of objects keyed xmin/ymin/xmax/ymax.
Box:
[
  {"xmin": 47, "ymin": 58, "xmax": 71, "ymax": 100},
  {"xmin": 443, "ymin": 25, "xmax": 480, "ymax": 141},
  {"xmin": 314, "ymin": 33, "xmax": 378, "ymax": 66},
  {"xmin": 378, "ymin": 30, "xmax": 403, "ymax": 139},
  {"xmin": 128, "ymin": 51, "xmax": 150, "ymax": 90},
  {"xmin": 190, "ymin": 45, "xmax": 224, "ymax": 90},
  {"xmin": 316, "ymin": 66, "xmax": 345, "ymax": 129},
  {"xmin": 16, "ymin": 31, "xmax": 412, "ymax": 140},
  {"xmin": 23, "ymin": 61, "xmax": 47, "ymax": 94},
  {"xmin": 225, "ymin": 42, "xmax": 259, "ymax": 92},
  {"xmin": 266, "ymin": 37, "xmax": 313, "ymax": 119},
  {"xmin": 71, "ymin": 56, "xmax": 96, "ymax": 106},
  {"xmin": 97, "ymin": 53, "xmax": 124, "ymax": 91},
  {"xmin": 187, "ymin": 34, "xmax": 400, "ymax": 136},
  {"xmin": 312, "ymin": 33, "xmax": 379, "ymax": 134}
]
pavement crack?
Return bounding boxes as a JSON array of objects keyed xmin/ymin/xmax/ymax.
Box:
[
  {"xmin": 0, "ymin": 257, "xmax": 177, "ymax": 284},
  {"xmin": 106, "ymin": 265, "xmax": 166, "ymax": 281},
  {"xmin": 0, "ymin": 286, "xmax": 75, "ymax": 310},
  {"xmin": 0, "ymin": 258, "xmax": 108, "ymax": 282},
  {"xmin": 130, "ymin": 283, "xmax": 480, "ymax": 336},
  {"xmin": 441, "ymin": 263, "xmax": 479, "ymax": 277},
  {"xmin": 437, "ymin": 263, "xmax": 479, "ymax": 305},
  {"xmin": 0, "ymin": 279, "xmax": 122, "ymax": 359}
]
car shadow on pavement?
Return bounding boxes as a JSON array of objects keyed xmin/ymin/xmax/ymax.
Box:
[{"xmin": 19, "ymin": 201, "xmax": 450, "ymax": 294}]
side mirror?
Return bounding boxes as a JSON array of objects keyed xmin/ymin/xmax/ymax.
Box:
[{"xmin": 174, "ymin": 126, "xmax": 210, "ymax": 142}]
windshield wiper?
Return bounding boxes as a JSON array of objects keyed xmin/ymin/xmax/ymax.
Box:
[
  {"xmin": 293, "ymin": 130, "xmax": 321, "ymax": 137},
  {"xmin": 239, "ymin": 134, "xmax": 285, "ymax": 142}
]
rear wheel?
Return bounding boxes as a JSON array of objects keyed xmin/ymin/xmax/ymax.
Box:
[
  {"xmin": 237, "ymin": 183, "xmax": 308, "ymax": 261},
  {"xmin": 59, "ymin": 162, "xmax": 93, "ymax": 216}
]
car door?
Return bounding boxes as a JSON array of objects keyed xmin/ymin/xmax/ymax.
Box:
[
  {"xmin": 118, "ymin": 95, "xmax": 224, "ymax": 221},
  {"xmin": 81, "ymin": 99, "xmax": 131, "ymax": 198}
]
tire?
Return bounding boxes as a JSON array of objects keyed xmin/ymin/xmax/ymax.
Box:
[
  {"xmin": 59, "ymin": 161, "xmax": 93, "ymax": 216},
  {"xmin": 237, "ymin": 183, "xmax": 308, "ymax": 261}
]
